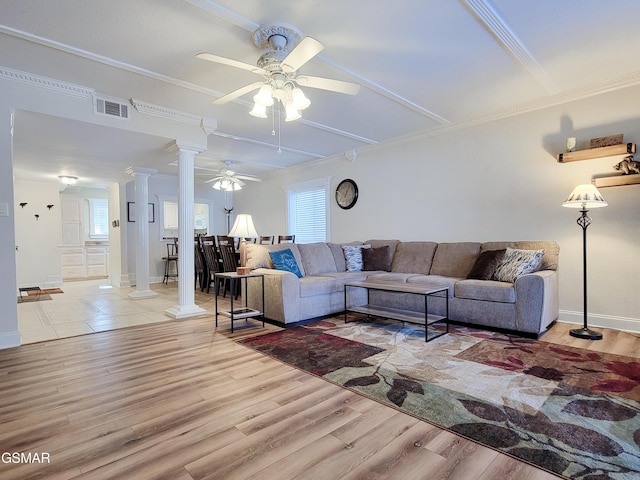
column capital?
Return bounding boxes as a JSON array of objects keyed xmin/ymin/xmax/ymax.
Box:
[
  {"xmin": 125, "ymin": 166, "xmax": 158, "ymax": 177},
  {"xmin": 164, "ymin": 140, "xmax": 206, "ymax": 155}
]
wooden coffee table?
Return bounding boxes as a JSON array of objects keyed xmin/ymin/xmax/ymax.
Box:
[{"xmin": 344, "ymin": 281, "xmax": 449, "ymax": 342}]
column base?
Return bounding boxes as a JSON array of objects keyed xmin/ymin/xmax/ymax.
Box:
[
  {"xmin": 128, "ymin": 290, "xmax": 159, "ymax": 300},
  {"xmin": 165, "ymin": 304, "xmax": 207, "ymax": 319}
]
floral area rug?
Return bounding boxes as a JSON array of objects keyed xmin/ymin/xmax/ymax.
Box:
[{"xmin": 238, "ymin": 317, "xmax": 640, "ymax": 479}]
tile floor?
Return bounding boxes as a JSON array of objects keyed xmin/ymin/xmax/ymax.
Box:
[{"xmin": 17, "ymin": 279, "xmax": 229, "ymax": 344}]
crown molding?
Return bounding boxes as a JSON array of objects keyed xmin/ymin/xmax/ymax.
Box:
[
  {"xmin": 0, "ymin": 66, "xmax": 93, "ymax": 98},
  {"xmin": 130, "ymin": 99, "xmax": 201, "ymax": 125}
]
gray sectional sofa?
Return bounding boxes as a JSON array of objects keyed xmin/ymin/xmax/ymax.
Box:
[{"xmin": 244, "ymin": 239, "xmax": 559, "ymax": 336}]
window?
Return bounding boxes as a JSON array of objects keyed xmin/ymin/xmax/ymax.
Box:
[
  {"xmin": 89, "ymin": 199, "xmax": 109, "ymax": 239},
  {"xmin": 287, "ymin": 177, "xmax": 330, "ymax": 243},
  {"xmin": 160, "ymin": 199, "xmax": 209, "ymax": 239}
]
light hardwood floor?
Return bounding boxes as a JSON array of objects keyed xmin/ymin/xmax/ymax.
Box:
[{"xmin": 4, "ymin": 282, "xmax": 639, "ymax": 479}]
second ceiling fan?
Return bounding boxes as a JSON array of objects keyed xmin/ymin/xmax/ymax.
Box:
[{"xmin": 197, "ymin": 23, "xmax": 360, "ymax": 121}]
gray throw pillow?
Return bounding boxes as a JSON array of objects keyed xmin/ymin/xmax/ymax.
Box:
[{"xmin": 493, "ymin": 248, "xmax": 545, "ymax": 283}]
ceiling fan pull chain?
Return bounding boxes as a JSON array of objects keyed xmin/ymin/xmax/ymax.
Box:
[{"xmin": 277, "ymin": 108, "xmax": 282, "ymax": 155}]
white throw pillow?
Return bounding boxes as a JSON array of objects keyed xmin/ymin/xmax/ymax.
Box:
[{"xmin": 492, "ymin": 248, "xmax": 545, "ymax": 283}]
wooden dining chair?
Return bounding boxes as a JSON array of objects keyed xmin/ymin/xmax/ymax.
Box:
[
  {"xmin": 277, "ymin": 234, "xmax": 295, "ymax": 244},
  {"xmin": 259, "ymin": 235, "xmax": 274, "ymax": 245},
  {"xmin": 194, "ymin": 241, "xmax": 205, "ymax": 291},
  {"xmin": 218, "ymin": 243, "xmax": 240, "ymax": 299},
  {"xmin": 202, "ymin": 243, "xmax": 222, "ymax": 294}
]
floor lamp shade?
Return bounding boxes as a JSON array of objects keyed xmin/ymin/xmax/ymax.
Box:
[
  {"xmin": 228, "ymin": 214, "xmax": 258, "ymax": 274},
  {"xmin": 562, "ymin": 184, "xmax": 607, "ymax": 340}
]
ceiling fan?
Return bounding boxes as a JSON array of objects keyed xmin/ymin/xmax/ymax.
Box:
[
  {"xmin": 197, "ymin": 23, "xmax": 360, "ymax": 121},
  {"xmin": 202, "ymin": 161, "xmax": 262, "ymax": 191}
]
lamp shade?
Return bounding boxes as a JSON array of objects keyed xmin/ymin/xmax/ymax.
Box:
[
  {"xmin": 562, "ymin": 184, "xmax": 608, "ymax": 209},
  {"xmin": 228, "ymin": 214, "xmax": 258, "ymax": 238}
]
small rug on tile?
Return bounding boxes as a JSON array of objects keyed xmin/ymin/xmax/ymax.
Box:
[
  {"xmin": 18, "ymin": 294, "xmax": 52, "ymax": 303},
  {"xmin": 28, "ymin": 288, "xmax": 63, "ymax": 295},
  {"xmin": 238, "ymin": 316, "xmax": 640, "ymax": 479}
]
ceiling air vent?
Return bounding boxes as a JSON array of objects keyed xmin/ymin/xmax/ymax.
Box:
[{"xmin": 95, "ymin": 97, "xmax": 129, "ymax": 119}]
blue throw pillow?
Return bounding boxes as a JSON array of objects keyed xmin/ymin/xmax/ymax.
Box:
[{"xmin": 269, "ymin": 249, "xmax": 303, "ymax": 278}]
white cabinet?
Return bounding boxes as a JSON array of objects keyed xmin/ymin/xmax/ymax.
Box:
[{"xmin": 60, "ymin": 245, "xmax": 108, "ymax": 279}]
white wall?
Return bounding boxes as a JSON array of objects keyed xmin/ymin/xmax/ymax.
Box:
[{"xmin": 236, "ymin": 85, "xmax": 640, "ymax": 333}]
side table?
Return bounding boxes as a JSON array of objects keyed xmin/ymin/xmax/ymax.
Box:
[{"xmin": 214, "ymin": 272, "xmax": 265, "ymax": 333}]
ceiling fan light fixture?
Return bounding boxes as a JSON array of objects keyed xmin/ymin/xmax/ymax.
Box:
[
  {"xmin": 285, "ymin": 103, "xmax": 301, "ymax": 122},
  {"xmin": 254, "ymin": 84, "xmax": 274, "ymax": 106},
  {"xmin": 291, "ymin": 87, "xmax": 310, "ymax": 110},
  {"xmin": 249, "ymin": 101, "xmax": 268, "ymax": 118}
]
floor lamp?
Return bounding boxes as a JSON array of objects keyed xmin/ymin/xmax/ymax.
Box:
[
  {"xmin": 562, "ymin": 184, "xmax": 608, "ymax": 340},
  {"xmin": 228, "ymin": 213, "xmax": 258, "ymax": 275}
]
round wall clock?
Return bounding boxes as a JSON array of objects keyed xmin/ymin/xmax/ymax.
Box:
[{"xmin": 335, "ymin": 179, "xmax": 358, "ymax": 209}]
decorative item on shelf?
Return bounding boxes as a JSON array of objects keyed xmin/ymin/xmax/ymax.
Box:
[
  {"xmin": 228, "ymin": 213, "xmax": 258, "ymax": 275},
  {"xmin": 562, "ymin": 184, "xmax": 608, "ymax": 340},
  {"xmin": 566, "ymin": 137, "xmax": 576, "ymax": 152},
  {"xmin": 19, "ymin": 202, "xmax": 27, "ymax": 208},
  {"xmin": 613, "ymin": 155, "xmax": 640, "ymax": 175},
  {"xmin": 34, "ymin": 214, "xmax": 39, "ymax": 220},
  {"xmin": 335, "ymin": 179, "xmax": 358, "ymax": 210},
  {"xmin": 46, "ymin": 204, "xmax": 54, "ymax": 210},
  {"xmin": 590, "ymin": 134, "xmax": 623, "ymax": 149}
]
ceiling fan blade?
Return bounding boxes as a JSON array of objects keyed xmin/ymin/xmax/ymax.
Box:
[
  {"xmin": 281, "ymin": 37, "xmax": 324, "ymax": 73},
  {"xmin": 231, "ymin": 178, "xmax": 246, "ymax": 187},
  {"xmin": 235, "ymin": 174, "xmax": 262, "ymax": 182},
  {"xmin": 212, "ymin": 82, "xmax": 264, "ymax": 105},
  {"xmin": 295, "ymin": 75, "xmax": 360, "ymax": 95},
  {"xmin": 203, "ymin": 176, "xmax": 224, "ymax": 184},
  {"xmin": 196, "ymin": 53, "xmax": 266, "ymax": 75}
]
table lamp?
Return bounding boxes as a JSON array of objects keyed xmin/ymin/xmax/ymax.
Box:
[{"xmin": 228, "ymin": 214, "xmax": 258, "ymax": 275}]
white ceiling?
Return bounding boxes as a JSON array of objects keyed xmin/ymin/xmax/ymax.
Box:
[{"xmin": 3, "ymin": 0, "xmax": 640, "ymax": 188}]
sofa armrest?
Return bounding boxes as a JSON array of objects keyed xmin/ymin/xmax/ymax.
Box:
[
  {"xmin": 514, "ymin": 270, "xmax": 559, "ymax": 334},
  {"xmin": 246, "ymin": 268, "xmax": 301, "ymax": 324}
]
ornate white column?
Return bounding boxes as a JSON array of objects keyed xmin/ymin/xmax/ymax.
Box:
[
  {"xmin": 164, "ymin": 140, "xmax": 207, "ymax": 319},
  {"xmin": 126, "ymin": 166, "xmax": 158, "ymax": 299}
]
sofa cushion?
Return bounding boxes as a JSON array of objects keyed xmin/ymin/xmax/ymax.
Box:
[
  {"xmin": 297, "ymin": 243, "xmax": 338, "ymax": 276},
  {"xmin": 430, "ymin": 242, "xmax": 482, "ymax": 277},
  {"xmin": 390, "ymin": 241, "xmax": 437, "ymax": 274},
  {"xmin": 493, "ymin": 248, "xmax": 544, "ymax": 283},
  {"xmin": 246, "ymin": 243, "xmax": 306, "ymax": 276},
  {"xmin": 455, "ymin": 279, "xmax": 516, "ymax": 303},
  {"xmin": 363, "ymin": 246, "xmax": 392, "ymax": 271},
  {"xmin": 299, "ymin": 276, "xmax": 337, "ymax": 297},
  {"xmin": 467, "ymin": 249, "xmax": 506, "ymax": 280},
  {"xmin": 481, "ymin": 241, "xmax": 559, "ymax": 271},
  {"xmin": 269, "ymin": 249, "xmax": 303, "ymax": 278},
  {"xmin": 406, "ymin": 274, "xmax": 459, "ymax": 297},
  {"xmin": 317, "ymin": 271, "xmax": 369, "ymax": 291}
]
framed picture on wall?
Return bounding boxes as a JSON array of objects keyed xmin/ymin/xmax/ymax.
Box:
[{"xmin": 127, "ymin": 202, "xmax": 155, "ymax": 223}]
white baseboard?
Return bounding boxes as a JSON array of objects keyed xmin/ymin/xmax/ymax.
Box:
[
  {"xmin": 45, "ymin": 275, "xmax": 63, "ymax": 288},
  {"xmin": 111, "ymin": 274, "xmax": 131, "ymax": 288},
  {"xmin": 559, "ymin": 310, "xmax": 640, "ymax": 333},
  {"xmin": 0, "ymin": 330, "xmax": 21, "ymax": 349}
]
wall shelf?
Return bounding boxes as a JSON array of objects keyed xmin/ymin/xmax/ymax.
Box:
[
  {"xmin": 557, "ymin": 142, "xmax": 635, "ymax": 163},
  {"xmin": 593, "ymin": 174, "xmax": 640, "ymax": 188}
]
